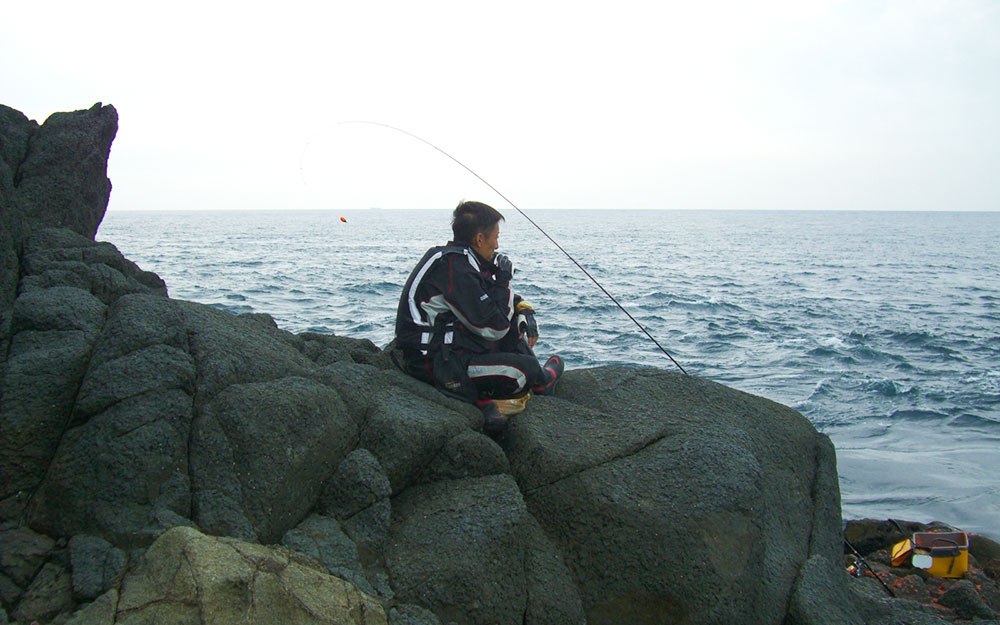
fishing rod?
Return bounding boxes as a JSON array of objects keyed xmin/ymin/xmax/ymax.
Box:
[
  {"xmin": 330, "ymin": 120, "xmax": 690, "ymax": 376},
  {"xmin": 844, "ymin": 536, "xmax": 896, "ymax": 598}
]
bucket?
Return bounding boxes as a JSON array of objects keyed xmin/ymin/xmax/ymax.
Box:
[{"xmin": 911, "ymin": 530, "xmax": 968, "ymax": 578}]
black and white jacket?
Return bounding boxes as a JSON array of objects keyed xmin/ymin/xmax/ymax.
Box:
[{"xmin": 395, "ymin": 242, "xmax": 515, "ymax": 358}]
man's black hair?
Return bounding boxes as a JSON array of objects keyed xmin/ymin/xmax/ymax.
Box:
[{"xmin": 452, "ymin": 201, "xmax": 504, "ymax": 244}]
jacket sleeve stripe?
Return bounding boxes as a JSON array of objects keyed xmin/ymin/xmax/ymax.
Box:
[{"xmin": 407, "ymin": 250, "xmax": 444, "ymax": 326}]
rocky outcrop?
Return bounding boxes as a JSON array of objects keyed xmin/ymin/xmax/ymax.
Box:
[
  {"xmin": 0, "ymin": 103, "xmax": 971, "ymax": 625},
  {"xmin": 68, "ymin": 525, "xmax": 386, "ymax": 625}
]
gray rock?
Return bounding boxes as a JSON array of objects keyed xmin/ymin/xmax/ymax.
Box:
[
  {"xmin": 320, "ymin": 449, "xmax": 393, "ymax": 560},
  {"xmin": 505, "ymin": 367, "xmax": 842, "ymax": 625},
  {"xmin": 73, "ymin": 343, "xmax": 196, "ymax": 423},
  {"xmin": 0, "ymin": 105, "xmax": 36, "ymax": 324},
  {"xmin": 17, "ymin": 291, "xmax": 192, "ymax": 543},
  {"xmin": 64, "ymin": 588, "xmax": 117, "ymax": 625},
  {"xmin": 300, "ymin": 332, "xmax": 383, "ymax": 366},
  {"xmin": 0, "ymin": 286, "xmax": 105, "ymax": 515},
  {"xmin": 0, "ymin": 104, "xmax": 36, "ymax": 200},
  {"xmin": 281, "ymin": 514, "xmax": 375, "ymax": 596},
  {"xmin": 174, "ymin": 297, "xmax": 317, "ymax": 401},
  {"xmin": 341, "ymin": 500, "xmax": 391, "ymax": 560},
  {"xmin": 419, "ymin": 429, "xmax": 510, "ymax": 484},
  {"xmin": 0, "ymin": 524, "xmax": 56, "ymax": 588},
  {"xmin": 68, "ymin": 535, "xmax": 126, "ymax": 601},
  {"xmin": 389, "ymin": 603, "xmax": 442, "ymax": 625},
  {"xmin": 117, "ymin": 526, "xmax": 386, "ymax": 625},
  {"xmin": 0, "ymin": 572, "xmax": 21, "ymax": 611},
  {"xmin": 321, "ymin": 448, "xmax": 392, "ymax": 520},
  {"xmin": 192, "ymin": 375, "xmax": 357, "ymax": 543},
  {"xmin": 11, "ymin": 561, "xmax": 75, "ymax": 624},
  {"xmin": 355, "ymin": 376, "xmax": 480, "ymax": 494},
  {"xmin": 387, "ymin": 475, "xmax": 531, "ymax": 625},
  {"xmin": 19, "ymin": 228, "xmax": 166, "ymax": 305},
  {"xmin": 940, "ymin": 579, "xmax": 996, "ymax": 620},
  {"xmin": 28, "ymin": 389, "xmax": 195, "ymax": 545},
  {"xmin": 12, "ymin": 103, "xmax": 116, "ymax": 239}
]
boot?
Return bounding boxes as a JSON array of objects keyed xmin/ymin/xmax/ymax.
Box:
[
  {"xmin": 478, "ymin": 399, "xmax": 507, "ymax": 434},
  {"xmin": 532, "ymin": 355, "xmax": 564, "ymax": 396}
]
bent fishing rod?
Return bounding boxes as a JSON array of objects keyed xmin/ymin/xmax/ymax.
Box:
[{"xmin": 333, "ymin": 120, "xmax": 690, "ymax": 376}]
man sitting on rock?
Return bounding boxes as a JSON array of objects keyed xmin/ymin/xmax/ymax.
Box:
[{"xmin": 394, "ymin": 200, "xmax": 564, "ymax": 434}]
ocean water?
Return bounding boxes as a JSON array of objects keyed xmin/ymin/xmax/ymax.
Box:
[{"xmin": 99, "ymin": 209, "xmax": 1000, "ymax": 538}]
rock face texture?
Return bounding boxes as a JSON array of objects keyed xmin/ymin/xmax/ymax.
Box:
[{"xmin": 0, "ymin": 104, "xmax": 966, "ymax": 625}]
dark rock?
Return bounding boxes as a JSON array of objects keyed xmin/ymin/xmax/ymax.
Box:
[
  {"xmin": 64, "ymin": 588, "xmax": 118, "ymax": 625},
  {"xmin": 300, "ymin": 332, "xmax": 383, "ymax": 367},
  {"xmin": 352, "ymin": 372, "xmax": 481, "ymax": 494},
  {"xmin": 420, "ymin": 429, "xmax": 510, "ymax": 484},
  {"xmin": 341, "ymin": 499, "xmax": 391, "ymax": 563},
  {"xmin": 12, "ymin": 103, "xmax": 116, "ymax": 239},
  {"xmin": 321, "ymin": 448, "xmax": 392, "ymax": 520},
  {"xmin": 0, "ymin": 104, "xmax": 37, "ymax": 200},
  {"xmin": 11, "ymin": 561, "xmax": 75, "ymax": 623},
  {"xmin": 965, "ymin": 569, "xmax": 1000, "ymax": 612},
  {"xmin": 387, "ymin": 475, "xmax": 579, "ymax": 625},
  {"xmin": 971, "ymin": 533, "xmax": 1000, "ymax": 567},
  {"xmin": 27, "ymin": 388, "xmax": 195, "ymax": 545},
  {"xmin": 174, "ymin": 297, "xmax": 318, "ymax": 402},
  {"xmin": 320, "ymin": 449, "xmax": 393, "ymax": 560},
  {"xmin": 0, "ymin": 572, "xmax": 20, "ymax": 612},
  {"xmin": 389, "ymin": 603, "xmax": 443, "ymax": 625},
  {"xmin": 939, "ymin": 579, "xmax": 996, "ymax": 620},
  {"xmin": 0, "ymin": 526, "xmax": 56, "ymax": 588},
  {"xmin": 843, "ymin": 518, "xmax": 926, "ymax": 556},
  {"xmin": 192, "ymin": 375, "xmax": 357, "ymax": 543},
  {"xmin": 281, "ymin": 514, "xmax": 375, "ymax": 596},
  {"xmin": 19, "ymin": 228, "xmax": 166, "ymax": 304},
  {"xmin": 522, "ymin": 515, "xmax": 586, "ymax": 625},
  {"xmin": 891, "ymin": 573, "xmax": 930, "ymax": 602},
  {"xmin": 387, "ymin": 475, "xmax": 528, "ymax": 625},
  {"xmin": 506, "ymin": 366, "xmax": 844, "ymax": 625},
  {"xmin": 0, "ymin": 105, "xmax": 36, "ymax": 329},
  {"xmin": 68, "ymin": 535, "xmax": 126, "ymax": 601}
]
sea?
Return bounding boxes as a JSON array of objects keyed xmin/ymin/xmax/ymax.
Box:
[{"xmin": 98, "ymin": 209, "xmax": 1000, "ymax": 539}]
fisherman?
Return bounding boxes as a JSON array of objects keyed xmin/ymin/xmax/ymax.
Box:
[{"xmin": 394, "ymin": 200, "xmax": 564, "ymax": 433}]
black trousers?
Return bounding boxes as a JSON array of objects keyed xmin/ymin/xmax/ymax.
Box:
[{"xmin": 402, "ymin": 331, "xmax": 549, "ymax": 401}]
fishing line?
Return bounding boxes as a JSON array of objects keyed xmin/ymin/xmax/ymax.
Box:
[{"xmin": 327, "ymin": 120, "xmax": 690, "ymax": 376}]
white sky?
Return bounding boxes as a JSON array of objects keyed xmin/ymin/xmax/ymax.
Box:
[{"xmin": 3, "ymin": 0, "xmax": 998, "ymax": 211}]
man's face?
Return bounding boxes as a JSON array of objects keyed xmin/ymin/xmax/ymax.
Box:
[{"xmin": 471, "ymin": 223, "xmax": 500, "ymax": 260}]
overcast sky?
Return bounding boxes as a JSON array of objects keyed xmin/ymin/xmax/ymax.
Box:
[{"xmin": 3, "ymin": 0, "xmax": 998, "ymax": 211}]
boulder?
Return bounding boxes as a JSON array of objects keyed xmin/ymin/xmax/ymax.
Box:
[
  {"xmin": 281, "ymin": 514, "xmax": 375, "ymax": 596},
  {"xmin": 0, "ymin": 526, "xmax": 55, "ymax": 589},
  {"xmin": 504, "ymin": 366, "xmax": 844, "ymax": 625},
  {"xmin": 68, "ymin": 535, "xmax": 127, "ymax": 601},
  {"xmin": 11, "ymin": 561, "xmax": 75, "ymax": 623},
  {"xmin": 0, "ymin": 105, "xmax": 35, "ymax": 333},
  {"xmin": 192, "ymin": 374, "xmax": 357, "ymax": 543},
  {"xmin": 116, "ymin": 525, "xmax": 385, "ymax": 625},
  {"xmin": 386, "ymin": 474, "xmax": 584, "ymax": 625},
  {"xmin": 65, "ymin": 588, "xmax": 117, "ymax": 625},
  {"xmin": 11, "ymin": 102, "xmax": 117, "ymax": 239}
]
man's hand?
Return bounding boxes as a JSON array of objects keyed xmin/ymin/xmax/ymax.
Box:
[
  {"xmin": 516, "ymin": 301, "xmax": 539, "ymax": 348},
  {"xmin": 494, "ymin": 254, "xmax": 514, "ymax": 285}
]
